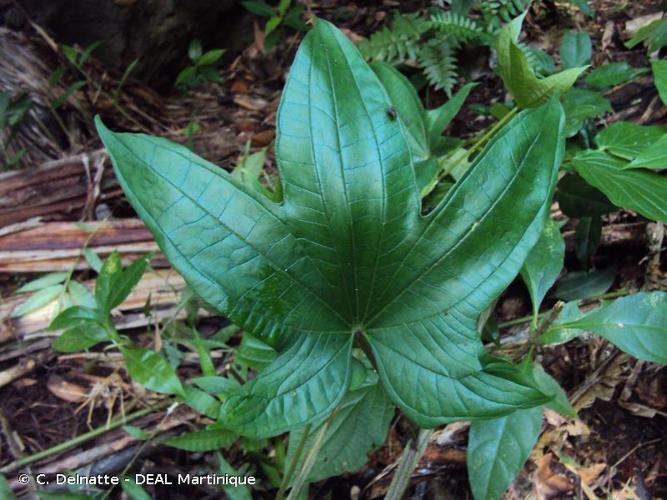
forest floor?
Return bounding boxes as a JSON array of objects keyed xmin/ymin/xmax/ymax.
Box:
[{"xmin": 1, "ymin": 0, "xmax": 666, "ymax": 498}]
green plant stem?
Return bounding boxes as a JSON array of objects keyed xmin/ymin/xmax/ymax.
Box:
[
  {"xmin": 385, "ymin": 428, "xmax": 431, "ymax": 500},
  {"xmin": 276, "ymin": 423, "xmax": 312, "ymax": 500},
  {"xmin": 466, "ymin": 107, "xmax": 518, "ymax": 159},
  {"xmin": 286, "ymin": 419, "xmax": 331, "ymax": 500},
  {"xmin": 0, "ymin": 400, "xmax": 172, "ymax": 474}
]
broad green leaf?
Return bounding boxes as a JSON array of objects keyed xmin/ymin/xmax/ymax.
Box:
[
  {"xmin": 532, "ymin": 364, "xmax": 577, "ymax": 417},
  {"xmin": 95, "ymin": 252, "xmax": 150, "ymax": 314},
  {"xmin": 467, "ymin": 406, "xmax": 543, "ymax": 500},
  {"xmin": 162, "ymin": 428, "xmax": 236, "ymax": 451},
  {"xmin": 52, "ymin": 324, "xmax": 109, "ymax": 353},
  {"xmin": 555, "ymin": 172, "xmax": 615, "ymax": 217},
  {"xmin": 236, "ymin": 333, "xmax": 278, "ymax": 370},
  {"xmin": 371, "ymin": 62, "xmax": 429, "ymax": 161},
  {"xmin": 242, "ymin": 0, "xmax": 274, "ymax": 17},
  {"xmin": 497, "ymin": 15, "xmax": 586, "ymax": 108},
  {"xmin": 574, "ymin": 216, "xmax": 601, "ymax": 268},
  {"xmin": 572, "ymin": 150, "xmax": 667, "ymax": 223},
  {"xmin": 627, "ymin": 134, "xmax": 667, "ymax": 170},
  {"xmin": 554, "ymin": 292, "xmax": 667, "ymax": 364},
  {"xmin": 585, "ymin": 62, "xmax": 648, "ymax": 90},
  {"xmin": 11, "ymin": 284, "xmax": 63, "ymax": 318},
  {"xmin": 98, "ymin": 20, "xmax": 564, "ymax": 434},
  {"xmin": 560, "ymin": 31, "xmax": 591, "ymax": 70},
  {"xmin": 562, "ymin": 88, "xmax": 611, "ymax": 137},
  {"xmin": 595, "ymin": 122, "xmax": 665, "ymax": 161},
  {"xmin": 520, "ymin": 218, "xmax": 565, "ymax": 318},
  {"xmin": 121, "ymin": 477, "xmax": 151, "ymax": 500},
  {"xmin": 554, "ymin": 266, "xmax": 615, "ymax": 301},
  {"xmin": 286, "ymin": 381, "xmax": 394, "ymax": 483},
  {"xmin": 653, "ymin": 59, "xmax": 667, "ymax": 106},
  {"xmin": 120, "ymin": 345, "xmax": 185, "ymax": 397},
  {"xmin": 15, "ymin": 272, "xmax": 68, "ymax": 293}
]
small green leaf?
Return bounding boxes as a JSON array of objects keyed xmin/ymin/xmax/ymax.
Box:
[
  {"xmin": 123, "ymin": 425, "xmax": 151, "ymax": 440},
  {"xmin": 520, "ymin": 218, "xmax": 565, "ymax": 318},
  {"xmin": 121, "ymin": 477, "xmax": 151, "ymax": 500},
  {"xmin": 162, "ymin": 428, "xmax": 236, "ymax": 451},
  {"xmin": 51, "ymin": 81, "xmax": 86, "ymax": 110},
  {"xmin": 52, "ymin": 324, "xmax": 109, "ymax": 353},
  {"xmin": 0, "ymin": 474, "xmax": 16, "ymax": 500},
  {"xmin": 95, "ymin": 252, "xmax": 149, "ymax": 313},
  {"xmin": 192, "ymin": 375, "xmax": 239, "ymax": 396},
  {"xmin": 286, "ymin": 382, "xmax": 394, "ymax": 483},
  {"xmin": 83, "ymin": 248, "xmax": 104, "ymax": 273},
  {"xmin": 574, "ymin": 216, "xmax": 601, "ymax": 268},
  {"xmin": 560, "ymin": 31, "xmax": 591, "ymax": 70},
  {"xmin": 538, "ymin": 302, "xmax": 583, "ymax": 346},
  {"xmin": 555, "ymin": 172, "xmax": 615, "ymax": 217},
  {"xmin": 565, "ymin": 0, "xmax": 593, "ymax": 16},
  {"xmin": 652, "ymin": 59, "xmax": 667, "ymax": 106},
  {"xmin": 467, "ymin": 406, "xmax": 543, "ymax": 500},
  {"xmin": 532, "ymin": 365, "xmax": 577, "ymax": 417},
  {"xmin": 572, "ymin": 150, "xmax": 667, "ymax": 223},
  {"xmin": 188, "ymin": 39, "xmax": 203, "ymax": 61},
  {"xmin": 197, "ymin": 48, "xmax": 225, "ymax": 67},
  {"xmin": 15, "ymin": 272, "xmax": 68, "ymax": 293},
  {"xmin": 497, "ymin": 15, "xmax": 586, "ymax": 108},
  {"xmin": 218, "ymin": 454, "xmax": 253, "ymax": 500},
  {"xmin": 595, "ymin": 122, "xmax": 665, "ymax": 161},
  {"xmin": 242, "ymin": 0, "xmax": 274, "ymax": 17},
  {"xmin": 555, "ymin": 292, "xmax": 667, "ymax": 364},
  {"xmin": 554, "ymin": 266, "xmax": 615, "ymax": 302},
  {"xmin": 49, "ymin": 306, "xmax": 99, "ymax": 330},
  {"xmin": 626, "ymin": 18, "xmax": 667, "ymax": 52},
  {"xmin": 562, "ymin": 88, "xmax": 612, "ymax": 137},
  {"xmin": 120, "ymin": 345, "xmax": 184, "ymax": 397},
  {"xmin": 425, "ymin": 82, "xmax": 476, "ymax": 151},
  {"xmin": 585, "ymin": 62, "xmax": 648, "ymax": 90},
  {"xmin": 11, "ymin": 284, "xmax": 63, "ymax": 318},
  {"xmin": 181, "ymin": 384, "xmax": 221, "ymax": 418}
]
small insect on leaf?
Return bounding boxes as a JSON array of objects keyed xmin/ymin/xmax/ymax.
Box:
[{"xmin": 386, "ymin": 106, "xmax": 397, "ymax": 120}]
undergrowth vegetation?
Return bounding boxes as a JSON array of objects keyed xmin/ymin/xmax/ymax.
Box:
[{"xmin": 4, "ymin": 1, "xmax": 667, "ymax": 499}]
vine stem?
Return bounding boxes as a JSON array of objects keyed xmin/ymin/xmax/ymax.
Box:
[
  {"xmin": 276, "ymin": 423, "xmax": 312, "ymax": 500},
  {"xmin": 465, "ymin": 106, "xmax": 519, "ymax": 159},
  {"xmin": 0, "ymin": 399, "xmax": 172, "ymax": 474},
  {"xmin": 286, "ymin": 420, "xmax": 331, "ymax": 500},
  {"xmin": 385, "ymin": 428, "xmax": 431, "ymax": 500}
]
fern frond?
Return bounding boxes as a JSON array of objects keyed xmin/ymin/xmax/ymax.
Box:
[
  {"xmin": 429, "ymin": 12, "xmax": 484, "ymax": 43},
  {"xmin": 359, "ymin": 13, "xmax": 428, "ymax": 63},
  {"xmin": 419, "ymin": 40, "xmax": 458, "ymax": 95},
  {"xmin": 481, "ymin": 0, "xmax": 533, "ymax": 29}
]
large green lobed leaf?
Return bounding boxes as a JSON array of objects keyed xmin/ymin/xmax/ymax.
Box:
[{"xmin": 98, "ymin": 19, "xmax": 565, "ymax": 437}]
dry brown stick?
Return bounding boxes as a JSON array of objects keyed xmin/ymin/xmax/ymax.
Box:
[
  {"xmin": 0, "ymin": 151, "xmax": 122, "ymax": 228},
  {"xmin": 0, "ymin": 270, "xmax": 186, "ymax": 344},
  {"xmin": 0, "ymin": 219, "xmax": 163, "ymax": 273}
]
